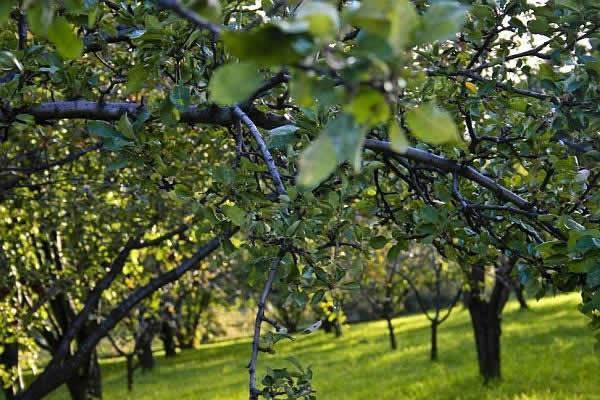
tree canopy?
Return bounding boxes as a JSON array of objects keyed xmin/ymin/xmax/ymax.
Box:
[{"xmin": 0, "ymin": 1, "xmax": 598, "ymax": 399}]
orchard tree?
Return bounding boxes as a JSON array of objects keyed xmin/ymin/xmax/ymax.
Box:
[
  {"xmin": 395, "ymin": 244, "xmax": 463, "ymax": 361},
  {"xmin": 1, "ymin": 1, "xmax": 599, "ymax": 400},
  {"xmin": 361, "ymin": 246, "xmax": 409, "ymax": 350}
]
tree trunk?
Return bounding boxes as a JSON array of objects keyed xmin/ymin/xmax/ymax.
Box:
[
  {"xmin": 1, "ymin": 342, "xmax": 18, "ymax": 400},
  {"xmin": 430, "ymin": 320, "xmax": 438, "ymax": 361},
  {"xmin": 160, "ymin": 321, "xmax": 177, "ymax": 357},
  {"xmin": 65, "ymin": 350, "xmax": 102, "ymax": 400},
  {"xmin": 514, "ymin": 284, "xmax": 528, "ymax": 310},
  {"xmin": 137, "ymin": 340, "xmax": 154, "ymax": 371},
  {"xmin": 125, "ymin": 355, "xmax": 134, "ymax": 392},
  {"xmin": 468, "ymin": 300, "xmax": 501, "ymax": 381},
  {"xmin": 385, "ymin": 316, "xmax": 397, "ymax": 350},
  {"xmin": 333, "ymin": 320, "xmax": 342, "ymax": 338},
  {"xmin": 465, "ymin": 264, "xmax": 511, "ymax": 382}
]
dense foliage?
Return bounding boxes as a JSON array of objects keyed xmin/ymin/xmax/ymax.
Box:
[{"xmin": 0, "ymin": 0, "xmax": 598, "ymax": 399}]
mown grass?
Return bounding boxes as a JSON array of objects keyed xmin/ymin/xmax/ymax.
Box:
[{"xmin": 43, "ymin": 293, "xmax": 598, "ymax": 399}]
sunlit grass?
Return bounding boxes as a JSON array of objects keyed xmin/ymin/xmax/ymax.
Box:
[{"xmin": 41, "ymin": 293, "xmax": 597, "ymax": 400}]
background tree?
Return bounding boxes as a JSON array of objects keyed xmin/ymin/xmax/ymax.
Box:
[
  {"xmin": 397, "ymin": 245, "xmax": 463, "ymax": 361},
  {"xmin": 360, "ymin": 247, "xmax": 409, "ymax": 350}
]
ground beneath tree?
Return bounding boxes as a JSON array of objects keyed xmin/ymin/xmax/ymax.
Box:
[{"xmin": 43, "ymin": 294, "xmax": 597, "ymax": 400}]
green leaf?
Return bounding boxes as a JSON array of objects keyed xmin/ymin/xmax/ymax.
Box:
[
  {"xmin": 369, "ymin": 235, "xmax": 388, "ymax": 249},
  {"xmin": 223, "ymin": 24, "xmax": 311, "ymax": 66},
  {"xmin": 297, "ymin": 114, "xmax": 366, "ymax": 188},
  {"xmin": 0, "ymin": 1, "xmax": 15, "ymax": 26},
  {"xmin": 127, "ymin": 64, "xmax": 147, "ymax": 94},
  {"xmin": 405, "ymin": 103, "xmax": 461, "ymax": 145},
  {"xmin": 47, "ymin": 16, "xmax": 83, "ymax": 59},
  {"xmin": 389, "ymin": 119, "xmax": 408, "ymax": 153},
  {"xmin": 528, "ymin": 18, "xmax": 550, "ymax": 35},
  {"xmin": 415, "ymin": 1, "xmax": 468, "ymax": 44},
  {"xmin": 581, "ymin": 291, "xmax": 600, "ymax": 314},
  {"xmin": 346, "ymin": 89, "xmax": 390, "ymax": 127},
  {"xmin": 170, "ymin": 84, "xmax": 191, "ymax": 111},
  {"xmin": 190, "ymin": 0, "xmax": 221, "ymax": 22},
  {"xmin": 297, "ymin": 134, "xmax": 337, "ymax": 189},
  {"xmin": 567, "ymin": 257, "xmax": 597, "ymax": 273},
  {"xmin": 311, "ymin": 290, "xmax": 325, "ymax": 305},
  {"xmin": 222, "ymin": 205, "xmax": 246, "ymax": 226},
  {"xmin": 387, "ymin": 244, "xmax": 402, "ymax": 262},
  {"xmin": 0, "ymin": 51, "xmax": 23, "ymax": 72},
  {"xmin": 267, "ymin": 125, "xmax": 300, "ymax": 149},
  {"xmin": 208, "ymin": 62, "xmax": 263, "ymax": 106},
  {"xmin": 295, "ymin": 1, "xmax": 340, "ymax": 39},
  {"xmin": 87, "ymin": 121, "xmax": 133, "ymax": 151},
  {"xmin": 117, "ymin": 114, "xmax": 135, "ymax": 140},
  {"xmin": 586, "ymin": 268, "xmax": 600, "ymax": 289},
  {"xmin": 324, "ymin": 113, "xmax": 366, "ymax": 172},
  {"xmin": 346, "ymin": 0, "xmax": 418, "ymax": 54},
  {"xmin": 286, "ymin": 220, "xmax": 302, "ymax": 236},
  {"xmin": 88, "ymin": 121, "xmax": 121, "ymax": 139}
]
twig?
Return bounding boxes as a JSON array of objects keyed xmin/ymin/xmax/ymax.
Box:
[{"xmin": 248, "ymin": 252, "xmax": 286, "ymax": 400}]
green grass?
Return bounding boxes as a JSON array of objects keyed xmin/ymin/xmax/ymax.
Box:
[{"xmin": 45, "ymin": 294, "xmax": 598, "ymax": 399}]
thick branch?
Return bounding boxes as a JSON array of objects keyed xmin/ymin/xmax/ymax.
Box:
[
  {"xmin": 0, "ymin": 101, "xmax": 287, "ymax": 129},
  {"xmin": 364, "ymin": 139, "xmax": 534, "ymax": 211}
]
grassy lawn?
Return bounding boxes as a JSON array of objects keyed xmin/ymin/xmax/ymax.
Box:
[{"xmin": 40, "ymin": 293, "xmax": 598, "ymax": 399}]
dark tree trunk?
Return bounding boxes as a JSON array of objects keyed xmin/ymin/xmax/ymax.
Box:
[
  {"xmin": 0, "ymin": 342, "xmax": 18, "ymax": 400},
  {"xmin": 125, "ymin": 355, "xmax": 134, "ymax": 392},
  {"xmin": 65, "ymin": 350, "xmax": 102, "ymax": 400},
  {"xmin": 160, "ymin": 321, "xmax": 177, "ymax": 357},
  {"xmin": 137, "ymin": 340, "xmax": 154, "ymax": 371},
  {"xmin": 385, "ymin": 316, "xmax": 397, "ymax": 350},
  {"xmin": 514, "ymin": 284, "xmax": 528, "ymax": 310},
  {"xmin": 468, "ymin": 299, "xmax": 502, "ymax": 381},
  {"xmin": 333, "ymin": 320, "xmax": 342, "ymax": 338},
  {"xmin": 135, "ymin": 316, "xmax": 157, "ymax": 371},
  {"xmin": 465, "ymin": 264, "xmax": 511, "ymax": 382},
  {"xmin": 430, "ymin": 320, "xmax": 438, "ymax": 361},
  {"xmin": 321, "ymin": 319, "xmax": 332, "ymax": 333}
]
